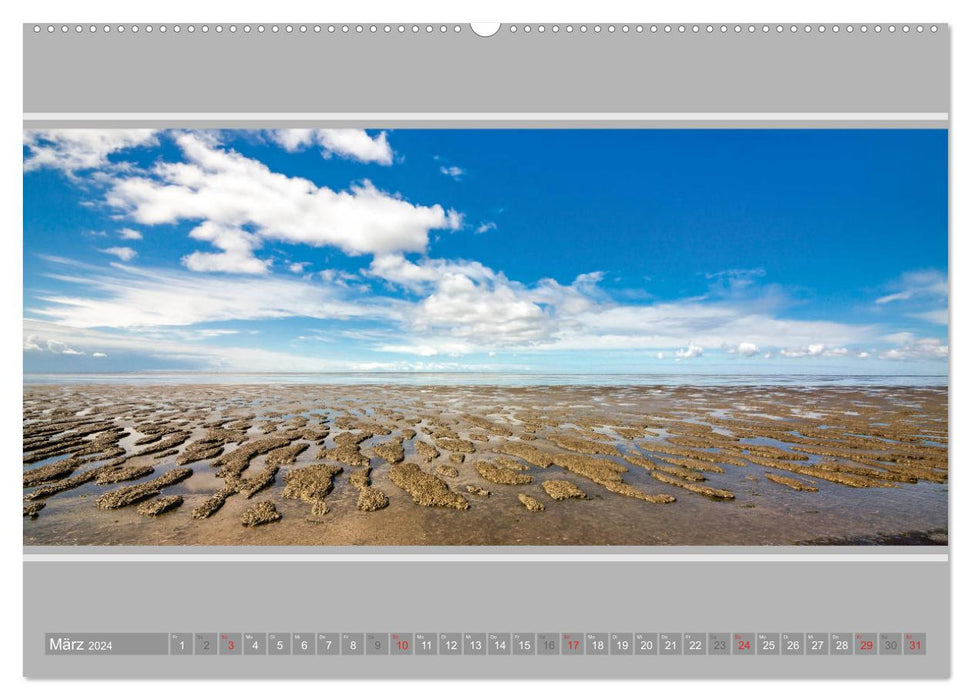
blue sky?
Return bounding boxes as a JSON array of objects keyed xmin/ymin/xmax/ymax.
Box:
[{"xmin": 23, "ymin": 128, "xmax": 948, "ymax": 374}]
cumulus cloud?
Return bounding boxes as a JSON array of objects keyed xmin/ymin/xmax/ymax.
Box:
[
  {"xmin": 99, "ymin": 246, "xmax": 137, "ymax": 262},
  {"xmin": 728, "ymin": 342, "xmax": 760, "ymax": 357},
  {"xmin": 440, "ymin": 165, "xmax": 464, "ymax": 180},
  {"xmin": 365, "ymin": 255, "xmax": 608, "ymax": 352},
  {"xmin": 23, "ymin": 334, "xmax": 84, "ymax": 355},
  {"xmin": 269, "ymin": 129, "xmax": 394, "ymax": 165},
  {"xmin": 360, "ymin": 255, "xmax": 878, "ymax": 358},
  {"xmin": 780, "ymin": 344, "xmax": 824, "ymax": 358},
  {"xmin": 780, "ymin": 344, "xmax": 851, "ymax": 358},
  {"xmin": 181, "ymin": 222, "xmax": 270, "ymax": 274},
  {"xmin": 413, "ymin": 270, "xmax": 555, "ymax": 345},
  {"xmin": 23, "ymin": 129, "xmax": 158, "ymax": 174},
  {"xmin": 118, "ymin": 228, "xmax": 143, "ymax": 240},
  {"xmin": 476, "ymin": 222, "xmax": 497, "ymax": 234},
  {"xmin": 368, "ymin": 253, "xmax": 497, "ymax": 293},
  {"xmin": 676, "ymin": 343, "xmax": 704, "ymax": 359},
  {"xmin": 106, "ymin": 133, "xmax": 460, "ymax": 259}
]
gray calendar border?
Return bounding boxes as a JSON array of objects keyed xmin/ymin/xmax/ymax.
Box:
[
  {"xmin": 23, "ymin": 560, "xmax": 950, "ymax": 678},
  {"xmin": 21, "ymin": 119, "xmax": 950, "ymax": 129},
  {"xmin": 23, "ymin": 24, "xmax": 949, "ymax": 115}
]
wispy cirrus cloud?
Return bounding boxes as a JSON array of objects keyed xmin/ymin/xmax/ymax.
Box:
[
  {"xmin": 30, "ymin": 261, "xmax": 399, "ymax": 329},
  {"xmin": 874, "ymin": 269, "xmax": 948, "ymax": 329},
  {"xmin": 876, "ymin": 269, "xmax": 947, "ymax": 305}
]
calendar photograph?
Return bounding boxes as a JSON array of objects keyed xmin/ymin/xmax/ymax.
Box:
[{"xmin": 22, "ymin": 128, "xmax": 948, "ymax": 546}]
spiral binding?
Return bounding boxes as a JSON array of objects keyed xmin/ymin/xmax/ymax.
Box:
[{"xmin": 29, "ymin": 23, "xmax": 940, "ymax": 36}]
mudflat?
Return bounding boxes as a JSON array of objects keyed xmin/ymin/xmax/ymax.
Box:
[{"xmin": 22, "ymin": 383, "xmax": 948, "ymax": 546}]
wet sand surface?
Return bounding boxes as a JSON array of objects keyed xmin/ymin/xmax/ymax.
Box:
[{"xmin": 22, "ymin": 384, "xmax": 947, "ymax": 546}]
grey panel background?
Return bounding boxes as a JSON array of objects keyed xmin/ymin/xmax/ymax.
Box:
[
  {"xmin": 20, "ymin": 119, "xmax": 952, "ymax": 129},
  {"xmin": 24, "ymin": 561, "xmax": 949, "ymax": 679},
  {"xmin": 24, "ymin": 24, "xmax": 948, "ymax": 114}
]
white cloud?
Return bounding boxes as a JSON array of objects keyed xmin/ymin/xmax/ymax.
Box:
[
  {"xmin": 23, "ymin": 129, "xmax": 157, "ymax": 174},
  {"xmin": 780, "ymin": 344, "xmax": 851, "ymax": 358},
  {"xmin": 365, "ymin": 255, "xmax": 605, "ymax": 352},
  {"xmin": 876, "ymin": 269, "xmax": 947, "ymax": 304},
  {"xmin": 378, "ymin": 340, "xmax": 477, "ymax": 357},
  {"xmin": 357, "ymin": 254, "xmax": 885, "ymax": 359},
  {"xmin": 31, "ymin": 262, "xmax": 397, "ymax": 329},
  {"xmin": 269, "ymin": 129, "xmax": 394, "ymax": 165},
  {"xmin": 878, "ymin": 334, "xmax": 948, "ymax": 360},
  {"xmin": 99, "ymin": 246, "xmax": 137, "ymax": 262},
  {"xmin": 675, "ymin": 343, "xmax": 704, "ymax": 359},
  {"xmin": 289, "ymin": 262, "xmax": 310, "ymax": 274},
  {"xmin": 476, "ymin": 222, "xmax": 497, "ymax": 234},
  {"xmin": 319, "ymin": 269, "xmax": 360, "ymax": 287},
  {"xmin": 106, "ymin": 133, "xmax": 460, "ymax": 259},
  {"xmin": 729, "ymin": 342, "xmax": 760, "ymax": 357},
  {"xmin": 23, "ymin": 334, "xmax": 84, "ymax": 355},
  {"xmin": 555, "ymin": 303, "xmax": 869, "ymax": 354},
  {"xmin": 909, "ymin": 308, "xmax": 948, "ymax": 325},
  {"xmin": 414, "ymin": 271, "xmax": 554, "ymax": 345},
  {"xmin": 118, "ymin": 228, "xmax": 143, "ymax": 240},
  {"xmin": 780, "ymin": 344, "xmax": 823, "ymax": 358},
  {"xmin": 92, "ymin": 352, "xmax": 108, "ymax": 358},
  {"xmin": 882, "ymin": 332, "xmax": 917, "ymax": 345},
  {"xmin": 23, "ymin": 319, "xmax": 359, "ymax": 372},
  {"xmin": 181, "ymin": 222, "xmax": 270, "ymax": 274},
  {"xmin": 440, "ymin": 165, "xmax": 464, "ymax": 180},
  {"xmin": 368, "ymin": 253, "xmax": 496, "ymax": 293},
  {"xmin": 30, "ymin": 247, "xmax": 937, "ymax": 366},
  {"xmin": 705, "ymin": 267, "xmax": 767, "ymax": 295}
]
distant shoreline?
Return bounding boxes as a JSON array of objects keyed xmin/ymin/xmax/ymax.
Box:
[{"xmin": 22, "ymin": 372, "xmax": 949, "ymax": 388}]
